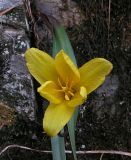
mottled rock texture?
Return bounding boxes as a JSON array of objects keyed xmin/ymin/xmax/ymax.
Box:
[
  {"xmin": 0, "ymin": 4, "xmax": 36, "ymax": 121},
  {"xmin": 35, "ymin": 0, "xmax": 84, "ymax": 27}
]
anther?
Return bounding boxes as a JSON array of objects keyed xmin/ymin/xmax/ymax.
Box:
[{"xmin": 65, "ymin": 94, "xmax": 70, "ymax": 101}]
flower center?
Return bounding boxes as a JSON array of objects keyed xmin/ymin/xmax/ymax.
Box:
[{"xmin": 58, "ymin": 77, "xmax": 75, "ymax": 101}]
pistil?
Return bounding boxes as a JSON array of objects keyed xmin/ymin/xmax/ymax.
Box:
[{"xmin": 57, "ymin": 77, "xmax": 75, "ymax": 101}]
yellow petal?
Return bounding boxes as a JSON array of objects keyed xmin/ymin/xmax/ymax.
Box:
[
  {"xmin": 67, "ymin": 86, "xmax": 87, "ymax": 107},
  {"xmin": 37, "ymin": 81, "xmax": 64, "ymax": 104},
  {"xmin": 43, "ymin": 103, "xmax": 75, "ymax": 136},
  {"xmin": 55, "ymin": 50, "xmax": 80, "ymax": 86},
  {"xmin": 25, "ymin": 48, "xmax": 58, "ymax": 84},
  {"xmin": 79, "ymin": 58, "xmax": 113, "ymax": 94}
]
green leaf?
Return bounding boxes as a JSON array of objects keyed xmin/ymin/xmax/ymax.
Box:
[
  {"xmin": 52, "ymin": 25, "xmax": 76, "ymax": 64},
  {"xmin": 51, "ymin": 26, "xmax": 67, "ymax": 160},
  {"xmin": 67, "ymin": 109, "xmax": 78, "ymax": 160},
  {"xmin": 51, "ymin": 132, "xmax": 66, "ymax": 160},
  {"xmin": 53, "ymin": 25, "xmax": 78, "ymax": 160}
]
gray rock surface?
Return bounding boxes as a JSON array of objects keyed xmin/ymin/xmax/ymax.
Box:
[
  {"xmin": 92, "ymin": 75, "xmax": 119, "ymax": 118},
  {"xmin": 0, "ymin": 0, "xmax": 23, "ymax": 10},
  {"xmin": 35, "ymin": 0, "xmax": 84, "ymax": 27},
  {"xmin": 0, "ymin": 5, "xmax": 36, "ymax": 121}
]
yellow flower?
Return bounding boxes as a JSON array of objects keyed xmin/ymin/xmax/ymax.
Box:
[{"xmin": 25, "ymin": 48, "xmax": 113, "ymax": 136}]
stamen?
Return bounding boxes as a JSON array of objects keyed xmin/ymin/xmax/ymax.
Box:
[
  {"xmin": 62, "ymin": 86, "xmax": 66, "ymax": 91},
  {"xmin": 58, "ymin": 77, "xmax": 63, "ymax": 88},
  {"xmin": 68, "ymin": 91, "xmax": 74, "ymax": 97},
  {"xmin": 57, "ymin": 76, "xmax": 75, "ymax": 101},
  {"xmin": 65, "ymin": 94, "xmax": 70, "ymax": 101}
]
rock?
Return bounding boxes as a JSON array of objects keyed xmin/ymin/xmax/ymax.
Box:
[
  {"xmin": 0, "ymin": 5, "xmax": 27, "ymax": 29},
  {"xmin": 0, "ymin": 0, "xmax": 23, "ymax": 11},
  {"xmin": 92, "ymin": 75, "xmax": 119, "ymax": 119},
  {"xmin": 79, "ymin": 75, "xmax": 119, "ymax": 119},
  {"xmin": 35, "ymin": 0, "xmax": 85, "ymax": 27},
  {"xmin": 0, "ymin": 5, "xmax": 36, "ymax": 121}
]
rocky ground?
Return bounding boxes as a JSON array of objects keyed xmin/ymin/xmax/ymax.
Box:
[{"xmin": 0, "ymin": 0, "xmax": 131, "ymax": 160}]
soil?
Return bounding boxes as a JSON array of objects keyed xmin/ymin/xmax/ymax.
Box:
[{"xmin": 0, "ymin": 0, "xmax": 131, "ymax": 160}]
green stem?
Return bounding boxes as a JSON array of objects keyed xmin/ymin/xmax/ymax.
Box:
[{"xmin": 51, "ymin": 133, "xmax": 66, "ymax": 160}]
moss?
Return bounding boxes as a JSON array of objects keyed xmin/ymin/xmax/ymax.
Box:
[{"xmin": 0, "ymin": 103, "xmax": 15, "ymax": 128}]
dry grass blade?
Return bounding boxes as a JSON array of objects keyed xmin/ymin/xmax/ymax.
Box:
[
  {"xmin": 0, "ymin": 7, "xmax": 15, "ymax": 16},
  {"xmin": 1, "ymin": 144, "xmax": 131, "ymax": 157}
]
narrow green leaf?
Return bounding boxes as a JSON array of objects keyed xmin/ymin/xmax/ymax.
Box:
[
  {"xmin": 53, "ymin": 25, "xmax": 78, "ymax": 160},
  {"xmin": 51, "ymin": 27, "xmax": 67, "ymax": 160},
  {"xmin": 67, "ymin": 109, "xmax": 78, "ymax": 160},
  {"xmin": 51, "ymin": 132, "xmax": 66, "ymax": 160},
  {"xmin": 53, "ymin": 25, "xmax": 76, "ymax": 64}
]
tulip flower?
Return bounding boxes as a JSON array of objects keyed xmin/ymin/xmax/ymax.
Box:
[{"xmin": 25, "ymin": 48, "xmax": 113, "ymax": 136}]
